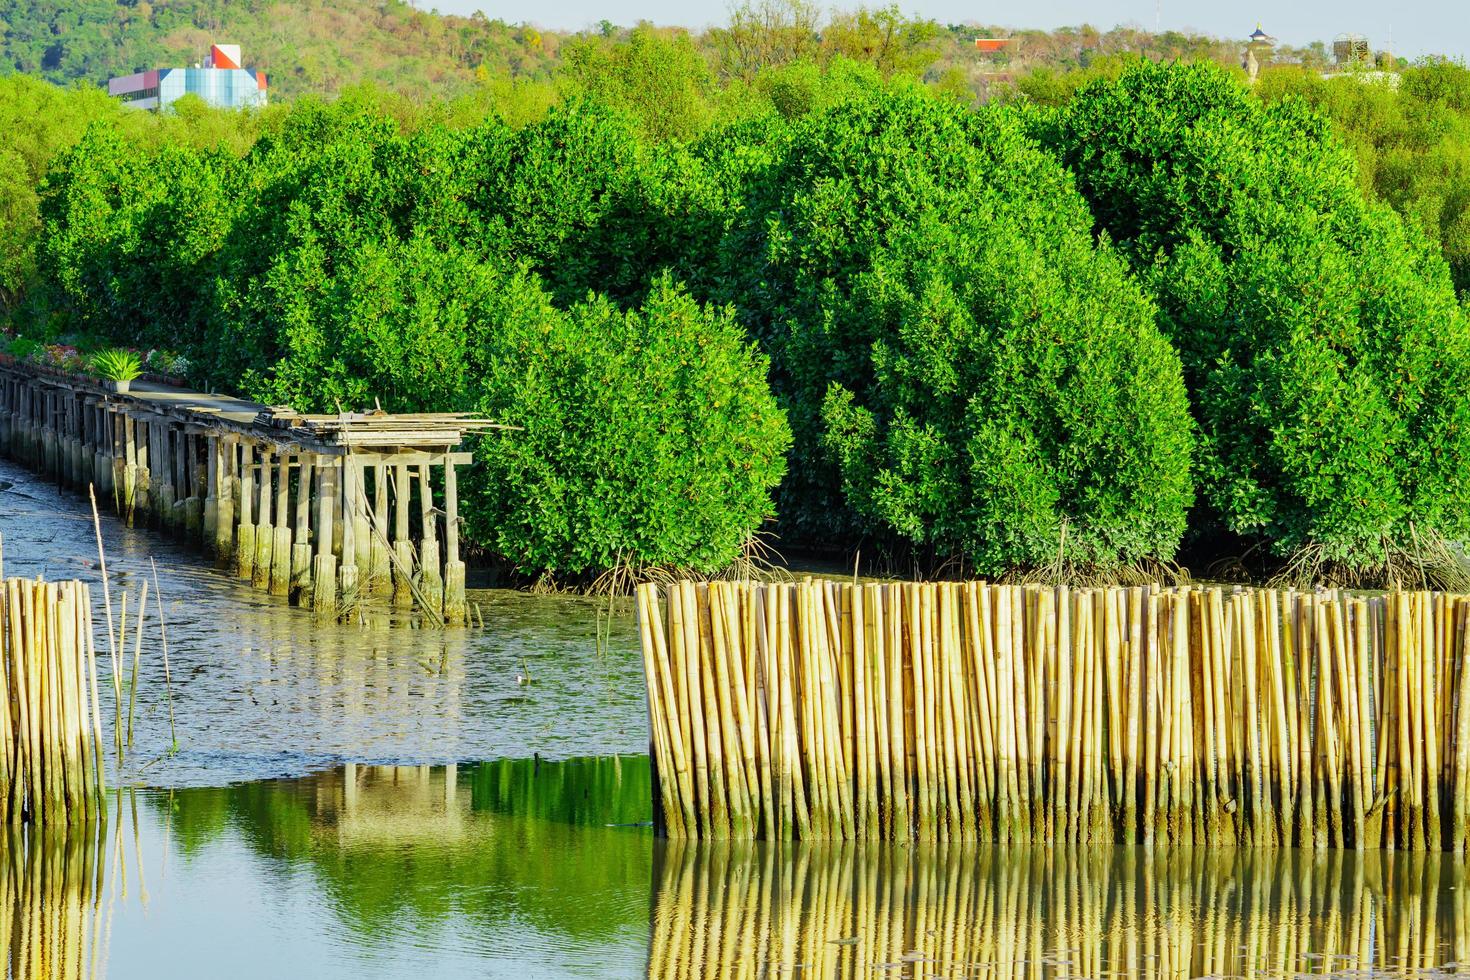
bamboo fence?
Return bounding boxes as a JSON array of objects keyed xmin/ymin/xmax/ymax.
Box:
[
  {"xmin": 649, "ymin": 841, "xmax": 1466, "ymax": 979},
  {"xmin": 636, "ymin": 580, "xmax": 1470, "ymax": 849},
  {"xmin": 0, "ymin": 576, "xmax": 106, "ymax": 826}
]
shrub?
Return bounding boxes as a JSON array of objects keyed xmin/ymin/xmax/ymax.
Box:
[
  {"xmin": 718, "ymin": 88, "xmax": 1195, "ymax": 570},
  {"xmin": 240, "ymin": 236, "xmax": 492, "ymax": 414},
  {"xmin": 466, "ymin": 273, "xmax": 791, "ymax": 578},
  {"xmin": 1042, "ymin": 60, "xmax": 1470, "ymax": 569},
  {"xmin": 821, "ymin": 217, "xmax": 1194, "ymax": 572}
]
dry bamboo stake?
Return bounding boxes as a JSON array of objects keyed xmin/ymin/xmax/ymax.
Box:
[
  {"xmin": 1408, "ymin": 593, "xmax": 1427, "ymax": 850},
  {"xmin": 1422, "ymin": 593, "xmax": 1443, "ymax": 851},
  {"xmin": 1143, "ymin": 592, "xmax": 1161, "ymax": 846},
  {"xmin": 637, "ymin": 585, "xmax": 684, "ymax": 838},
  {"xmin": 706, "ymin": 585, "xmax": 751, "ymax": 839},
  {"xmin": 124, "ymin": 582, "xmax": 148, "ymax": 752},
  {"xmin": 1054, "ymin": 585, "xmax": 1073, "ymax": 842},
  {"xmin": 694, "ymin": 584, "xmax": 733, "ymax": 840},
  {"xmin": 1455, "ymin": 599, "xmax": 1470, "ymax": 853}
]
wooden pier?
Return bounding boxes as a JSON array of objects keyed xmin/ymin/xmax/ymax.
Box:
[
  {"xmin": 638, "ymin": 578, "xmax": 1470, "ymax": 850},
  {"xmin": 0, "ymin": 362, "xmax": 498, "ymax": 624}
]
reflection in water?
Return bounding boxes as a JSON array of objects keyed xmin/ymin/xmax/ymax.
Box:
[
  {"xmin": 0, "ymin": 825, "xmax": 103, "ymax": 980},
  {"xmin": 651, "ymin": 841, "xmax": 1470, "ymax": 979},
  {"xmin": 155, "ymin": 758, "xmax": 655, "ymax": 971},
  {"xmin": 0, "ymin": 794, "xmax": 135, "ymax": 980},
  {"xmin": 3, "ymin": 760, "xmax": 1470, "ymax": 978},
  {"xmin": 0, "ymin": 457, "xmax": 647, "ymax": 786}
]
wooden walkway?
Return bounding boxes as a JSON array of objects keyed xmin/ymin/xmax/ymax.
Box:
[{"xmin": 0, "ymin": 362, "xmax": 501, "ymax": 624}]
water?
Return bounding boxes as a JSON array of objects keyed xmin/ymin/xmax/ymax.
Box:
[
  {"xmin": 2, "ymin": 455, "xmax": 1469, "ymax": 978},
  {"xmin": 0, "ymin": 455, "xmax": 648, "ymax": 785},
  {"xmin": 9, "ymin": 760, "xmax": 1470, "ymax": 979}
]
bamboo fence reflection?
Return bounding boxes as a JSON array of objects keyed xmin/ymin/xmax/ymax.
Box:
[
  {"xmin": 649, "ymin": 841, "xmax": 1467, "ymax": 979},
  {"xmin": 0, "ymin": 821, "xmax": 108, "ymax": 980},
  {"xmin": 637, "ymin": 580, "xmax": 1470, "ymax": 848}
]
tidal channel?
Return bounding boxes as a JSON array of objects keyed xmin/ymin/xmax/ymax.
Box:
[{"xmin": 0, "ymin": 456, "xmax": 1466, "ymax": 978}]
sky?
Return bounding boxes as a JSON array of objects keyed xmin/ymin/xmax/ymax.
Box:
[{"xmin": 442, "ymin": 0, "xmax": 1469, "ymax": 61}]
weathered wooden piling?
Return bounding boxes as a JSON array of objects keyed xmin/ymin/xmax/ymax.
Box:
[
  {"xmin": 392, "ymin": 463, "xmax": 414, "ymax": 609},
  {"xmin": 312, "ymin": 461, "xmax": 338, "ymax": 618},
  {"xmin": 236, "ymin": 441, "xmax": 256, "ymax": 581},
  {"xmin": 0, "ymin": 362, "xmax": 496, "ymax": 625},
  {"xmin": 639, "ymin": 579, "xmax": 1470, "ymax": 849},
  {"xmin": 270, "ymin": 452, "xmax": 293, "ymax": 597},
  {"xmin": 291, "ymin": 456, "xmax": 314, "ymax": 604},
  {"xmin": 184, "ymin": 432, "xmax": 205, "ymax": 536},
  {"xmin": 369, "ymin": 464, "xmax": 391, "ymax": 594},
  {"xmin": 442, "ymin": 459, "xmax": 466, "ymax": 625},
  {"xmin": 339, "ymin": 457, "xmax": 360, "ymax": 612},
  {"xmin": 417, "ymin": 465, "xmax": 444, "ymax": 615}
]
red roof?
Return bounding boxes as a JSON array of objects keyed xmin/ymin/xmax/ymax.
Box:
[{"xmin": 974, "ymin": 38, "xmax": 1014, "ymax": 52}]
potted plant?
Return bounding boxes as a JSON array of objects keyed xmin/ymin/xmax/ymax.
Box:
[{"xmin": 89, "ymin": 348, "xmax": 143, "ymax": 394}]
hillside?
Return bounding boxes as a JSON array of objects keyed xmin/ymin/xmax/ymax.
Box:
[
  {"xmin": 0, "ymin": 0, "xmax": 559, "ymax": 100},
  {"xmin": 1, "ymin": 0, "xmax": 1355, "ymax": 104}
]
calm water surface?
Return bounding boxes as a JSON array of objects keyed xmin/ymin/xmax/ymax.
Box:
[
  {"xmin": 0, "ymin": 456, "xmax": 647, "ymax": 785},
  {"xmin": 2, "ymin": 457, "xmax": 1468, "ymax": 978},
  {"xmin": 10, "ymin": 760, "xmax": 1470, "ymax": 979}
]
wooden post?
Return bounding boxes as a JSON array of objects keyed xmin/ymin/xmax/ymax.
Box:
[
  {"xmin": 369, "ymin": 463, "xmax": 390, "ymax": 594},
  {"xmin": 418, "ymin": 464, "xmax": 443, "ymax": 616},
  {"xmin": 214, "ymin": 435, "xmax": 236, "ymax": 565},
  {"xmin": 331, "ymin": 465, "xmax": 344, "ymax": 560},
  {"xmin": 291, "ymin": 456, "xmax": 315, "ymax": 605},
  {"xmin": 170, "ymin": 424, "xmax": 189, "ymax": 533},
  {"xmin": 132, "ymin": 417, "xmax": 151, "ymax": 522},
  {"xmin": 339, "ymin": 454, "xmax": 360, "ymax": 616},
  {"xmin": 66, "ymin": 394, "xmax": 78, "ymax": 486},
  {"xmin": 185, "ymin": 429, "xmax": 205, "ymax": 537},
  {"xmin": 442, "ymin": 458, "xmax": 466, "ymax": 625},
  {"xmin": 77, "ymin": 399, "xmax": 93, "ymax": 490},
  {"xmin": 392, "ymin": 464, "xmax": 414, "ymax": 609},
  {"xmin": 236, "ymin": 440, "xmax": 256, "ymax": 580},
  {"xmin": 144, "ymin": 420, "xmax": 164, "ymax": 528},
  {"xmin": 93, "ymin": 404, "xmax": 111, "ymax": 497},
  {"xmin": 252, "ymin": 445, "xmax": 275, "ymax": 591},
  {"xmin": 203, "ymin": 434, "xmax": 220, "ymax": 555},
  {"xmin": 121, "ymin": 411, "xmax": 138, "ymax": 525},
  {"xmin": 270, "ymin": 454, "xmax": 293, "ymax": 597},
  {"xmin": 40, "ymin": 389, "xmax": 56, "ymax": 478},
  {"xmin": 352, "ymin": 458, "xmax": 371, "ymax": 591},
  {"xmin": 312, "ymin": 460, "xmax": 338, "ymax": 618}
]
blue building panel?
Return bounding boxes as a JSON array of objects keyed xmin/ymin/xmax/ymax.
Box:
[{"xmin": 108, "ymin": 61, "xmax": 268, "ymax": 112}]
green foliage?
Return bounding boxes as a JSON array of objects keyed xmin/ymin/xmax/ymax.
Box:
[
  {"xmin": 87, "ymin": 347, "xmax": 142, "ymax": 381},
  {"xmin": 468, "ymin": 274, "xmax": 790, "ymax": 577},
  {"xmin": 39, "ymin": 125, "xmax": 246, "ymax": 350},
  {"xmin": 720, "ymin": 90, "xmax": 1194, "ymax": 570},
  {"xmin": 1257, "ymin": 60, "xmax": 1470, "ymax": 297},
  {"xmin": 0, "ymin": 75, "xmax": 125, "ymax": 315},
  {"xmin": 562, "ymin": 24, "xmax": 716, "ymax": 142},
  {"xmin": 32, "ymin": 92, "xmax": 790, "ymax": 579},
  {"xmin": 22, "ymin": 42, "xmax": 1470, "ymax": 582},
  {"xmin": 2, "ymin": 336, "xmax": 41, "ymax": 361},
  {"xmin": 1043, "ymin": 60, "xmax": 1470, "ymax": 568}
]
